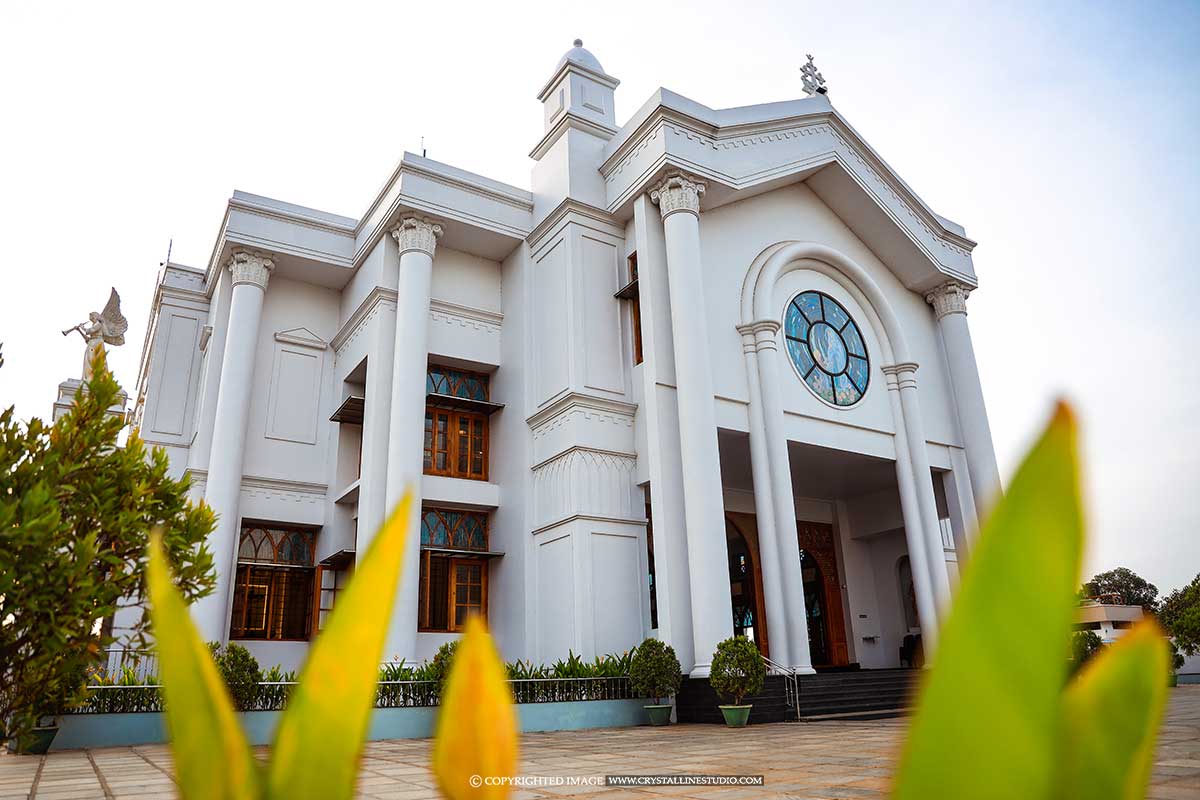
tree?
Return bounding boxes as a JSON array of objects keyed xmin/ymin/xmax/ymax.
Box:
[
  {"xmin": 0, "ymin": 348, "xmax": 216, "ymax": 744},
  {"xmin": 1160, "ymin": 573, "xmax": 1200, "ymax": 657},
  {"xmin": 1069, "ymin": 630, "xmax": 1103, "ymax": 675},
  {"xmin": 1082, "ymin": 567, "xmax": 1159, "ymax": 613}
]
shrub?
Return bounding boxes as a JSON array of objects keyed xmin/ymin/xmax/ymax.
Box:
[
  {"xmin": 629, "ymin": 638, "xmax": 682, "ymax": 703},
  {"xmin": 431, "ymin": 640, "xmax": 460, "ymax": 691},
  {"xmin": 0, "ymin": 349, "xmax": 215, "ymax": 744},
  {"xmin": 709, "ymin": 637, "xmax": 764, "ymax": 706},
  {"xmin": 208, "ymin": 642, "xmax": 262, "ymax": 711}
]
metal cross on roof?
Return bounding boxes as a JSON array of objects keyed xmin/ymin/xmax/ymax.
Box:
[{"xmin": 801, "ymin": 54, "xmax": 828, "ymax": 96}]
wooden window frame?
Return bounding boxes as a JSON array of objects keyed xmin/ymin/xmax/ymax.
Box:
[
  {"xmin": 423, "ymin": 407, "xmax": 488, "ymax": 481},
  {"xmin": 418, "ymin": 553, "xmax": 489, "ymax": 633},
  {"xmin": 230, "ymin": 523, "xmax": 318, "ymax": 642},
  {"xmin": 628, "ymin": 253, "xmax": 643, "ymax": 365}
]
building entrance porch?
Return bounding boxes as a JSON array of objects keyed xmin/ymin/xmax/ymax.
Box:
[{"xmin": 718, "ymin": 431, "xmax": 960, "ymax": 671}]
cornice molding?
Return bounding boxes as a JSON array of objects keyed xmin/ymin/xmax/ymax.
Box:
[
  {"xmin": 429, "ymin": 297, "xmax": 503, "ymax": 328},
  {"xmin": 529, "ymin": 111, "xmax": 618, "ymax": 161},
  {"xmin": 330, "ymin": 286, "xmax": 397, "ymax": 353},
  {"xmin": 528, "ymin": 198, "xmax": 622, "ymax": 248},
  {"xmin": 535, "ymin": 59, "xmax": 620, "ymax": 103},
  {"xmin": 526, "ymin": 391, "xmax": 638, "ymax": 432},
  {"xmin": 186, "ymin": 468, "xmax": 328, "ymax": 496}
]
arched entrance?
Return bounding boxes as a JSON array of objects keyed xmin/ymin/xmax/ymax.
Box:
[
  {"xmin": 797, "ymin": 522, "xmax": 850, "ymax": 667},
  {"xmin": 726, "ymin": 517, "xmax": 769, "ymax": 657}
]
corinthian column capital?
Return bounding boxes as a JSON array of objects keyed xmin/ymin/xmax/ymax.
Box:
[
  {"xmin": 390, "ymin": 216, "xmax": 444, "ymax": 257},
  {"xmin": 228, "ymin": 249, "xmax": 275, "ymax": 289},
  {"xmin": 650, "ymin": 171, "xmax": 706, "ymax": 218},
  {"xmin": 925, "ymin": 281, "xmax": 972, "ymax": 320}
]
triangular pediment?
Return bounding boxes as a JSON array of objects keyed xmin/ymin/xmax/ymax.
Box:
[
  {"xmin": 274, "ymin": 327, "xmax": 328, "ymax": 349},
  {"xmin": 601, "ymin": 90, "xmax": 978, "ymax": 291}
]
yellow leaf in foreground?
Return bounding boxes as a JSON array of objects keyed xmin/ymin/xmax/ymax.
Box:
[
  {"xmin": 267, "ymin": 489, "xmax": 415, "ymax": 800},
  {"xmin": 147, "ymin": 532, "xmax": 262, "ymax": 800},
  {"xmin": 1059, "ymin": 621, "xmax": 1169, "ymax": 800},
  {"xmin": 433, "ymin": 616, "xmax": 519, "ymax": 799}
]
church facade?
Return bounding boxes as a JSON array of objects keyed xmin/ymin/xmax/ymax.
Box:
[{"xmin": 129, "ymin": 42, "xmax": 1000, "ymax": 676}]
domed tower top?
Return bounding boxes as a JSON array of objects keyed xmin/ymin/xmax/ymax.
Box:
[
  {"xmin": 555, "ymin": 39, "xmax": 606, "ymax": 75},
  {"xmin": 536, "ymin": 38, "xmax": 620, "ymax": 138}
]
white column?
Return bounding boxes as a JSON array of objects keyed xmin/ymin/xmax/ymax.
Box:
[
  {"xmin": 194, "ymin": 249, "xmax": 274, "ymax": 642},
  {"xmin": 737, "ymin": 323, "xmax": 791, "ymax": 669},
  {"xmin": 890, "ymin": 363, "xmax": 953, "ymax": 619},
  {"xmin": 926, "ymin": 281, "xmax": 1002, "ymax": 519},
  {"xmin": 753, "ymin": 324, "xmax": 816, "ymax": 673},
  {"xmin": 382, "ymin": 216, "xmax": 442, "ymax": 663},
  {"xmin": 883, "ymin": 367, "xmax": 940, "ymax": 653},
  {"xmin": 650, "ymin": 172, "xmax": 734, "ymax": 677}
]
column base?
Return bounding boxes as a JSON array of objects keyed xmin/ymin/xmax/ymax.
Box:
[
  {"xmin": 791, "ymin": 665, "xmax": 817, "ymax": 675},
  {"xmin": 689, "ymin": 663, "xmax": 712, "ymax": 678}
]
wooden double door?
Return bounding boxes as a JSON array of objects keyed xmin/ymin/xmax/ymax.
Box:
[{"xmin": 726, "ymin": 516, "xmax": 850, "ymax": 667}]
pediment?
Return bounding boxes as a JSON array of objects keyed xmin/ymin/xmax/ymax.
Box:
[
  {"xmin": 601, "ymin": 91, "xmax": 978, "ymax": 291},
  {"xmin": 274, "ymin": 327, "xmax": 328, "ymax": 349}
]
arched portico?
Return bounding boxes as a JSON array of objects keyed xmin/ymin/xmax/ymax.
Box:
[{"xmin": 737, "ymin": 242, "xmax": 951, "ymax": 663}]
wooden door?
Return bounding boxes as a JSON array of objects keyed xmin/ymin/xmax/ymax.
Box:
[{"xmin": 797, "ymin": 522, "xmax": 850, "ymax": 666}]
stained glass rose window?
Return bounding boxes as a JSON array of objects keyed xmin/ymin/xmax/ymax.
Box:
[{"xmin": 784, "ymin": 291, "xmax": 869, "ymax": 407}]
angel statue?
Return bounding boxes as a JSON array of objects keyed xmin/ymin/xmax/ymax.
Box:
[{"xmin": 62, "ymin": 288, "xmax": 128, "ymax": 380}]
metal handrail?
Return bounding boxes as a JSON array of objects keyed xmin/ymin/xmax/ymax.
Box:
[{"xmin": 761, "ymin": 654, "xmax": 800, "ymax": 716}]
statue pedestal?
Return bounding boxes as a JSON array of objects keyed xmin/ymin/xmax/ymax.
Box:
[{"xmin": 53, "ymin": 379, "xmax": 129, "ymax": 424}]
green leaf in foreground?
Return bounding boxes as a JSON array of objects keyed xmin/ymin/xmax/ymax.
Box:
[
  {"xmin": 893, "ymin": 402, "xmax": 1084, "ymax": 800},
  {"xmin": 1059, "ymin": 621, "xmax": 1169, "ymax": 800},
  {"xmin": 266, "ymin": 489, "xmax": 414, "ymax": 799},
  {"xmin": 147, "ymin": 531, "xmax": 261, "ymax": 800}
]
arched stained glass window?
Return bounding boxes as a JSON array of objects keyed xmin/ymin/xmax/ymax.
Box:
[{"xmin": 784, "ymin": 291, "xmax": 870, "ymax": 407}]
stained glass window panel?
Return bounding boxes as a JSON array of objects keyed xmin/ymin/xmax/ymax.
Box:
[
  {"xmin": 847, "ymin": 356, "xmax": 869, "ymax": 392},
  {"xmin": 784, "ymin": 291, "xmax": 870, "ymax": 407},
  {"xmin": 784, "ymin": 304, "xmax": 810, "ymax": 340},
  {"xmin": 833, "ymin": 374, "xmax": 861, "ymax": 405},
  {"xmin": 842, "ymin": 323, "xmax": 866, "ymax": 358},
  {"xmin": 786, "ymin": 336, "xmax": 815, "ymax": 376},
  {"xmin": 797, "ymin": 292, "xmax": 824, "ymax": 323},
  {"xmin": 807, "ymin": 370, "xmax": 835, "ymax": 403},
  {"xmin": 823, "ymin": 296, "xmax": 849, "ymax": 329}
]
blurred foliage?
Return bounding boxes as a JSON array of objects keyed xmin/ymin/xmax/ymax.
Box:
[
  {"xmin": 1071, "ymin": 630, "xmax": 1104, "ymax": 676},
  {"xmin": 894, "ymin": 404, "xmax": 1169, "ymax": 800},
  {"xmin": 1160, "ymin": 573, "xmax": 1200, "ymax": 657},
  {"xmin": 433, "ymin": 617, "xmax": 518, "ymax": 800},
  {"xmin": 0, "ymin": 347, "xmax": 215, "ymax": 745}
]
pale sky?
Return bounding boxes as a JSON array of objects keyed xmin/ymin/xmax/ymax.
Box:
[{"xmin": 2, "ymin": 1, "xmax": 1197, "ymax": 594}]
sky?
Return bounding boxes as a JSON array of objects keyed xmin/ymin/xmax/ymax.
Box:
[{"xmin": 2, "ymin": 1, "xmax": 1197, "ymax": 595}]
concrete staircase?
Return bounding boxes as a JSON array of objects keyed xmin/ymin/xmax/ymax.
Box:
[
  {"xmin": 675, "ymin": 668, "xmax": 918, "ymax": 724},
  {"xmin": 797, "ymin": 668, "xmax": 917, "ymax": 720}
]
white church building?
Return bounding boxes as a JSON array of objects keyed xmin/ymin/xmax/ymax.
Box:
[{"xmin": 129, "ymin": 41, "xmax": 1001, "ymax": 677}]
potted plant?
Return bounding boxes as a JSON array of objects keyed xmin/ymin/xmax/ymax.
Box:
[
  {"xmin": 709, "ymin": 636, "xmax": 764, "ymax": 728},
  {"xmin": 629, "ymin": 638, "xmax": 682, "ymax": 725}
]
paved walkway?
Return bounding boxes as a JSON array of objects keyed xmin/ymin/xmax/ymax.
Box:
[{"xmin": 2, "ymin": 687, "xmax": 1198, "ymax": 799}]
